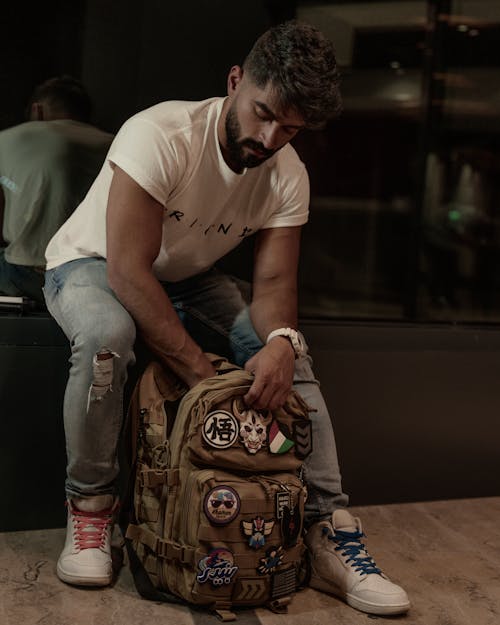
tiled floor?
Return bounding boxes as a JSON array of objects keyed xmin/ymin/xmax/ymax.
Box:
[{"xmin": 1, "ymin": 497, "xmax": 499, "ymax": 625}]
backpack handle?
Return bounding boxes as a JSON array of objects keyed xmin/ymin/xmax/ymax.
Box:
[{"xmin": 205, "ymin": 352, "xmax": 243, "ymax": 375}]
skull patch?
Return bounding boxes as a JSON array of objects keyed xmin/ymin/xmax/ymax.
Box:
[{"xmin": 232, "ymin": 398, "xmax": 271, "ymax": 454}]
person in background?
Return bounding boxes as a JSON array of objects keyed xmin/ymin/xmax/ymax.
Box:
[
  {"xmin": 0, "ymin": 76, "xmax": 113, "ymax": 304},
  {"xmin": 44, "ymin": 23, "xmax": 410, "ymax": 616}
]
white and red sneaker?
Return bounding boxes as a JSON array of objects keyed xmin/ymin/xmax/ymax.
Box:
[{"xmin": 57, "ymin": 495, "xmax": 117, "ymax": 586}]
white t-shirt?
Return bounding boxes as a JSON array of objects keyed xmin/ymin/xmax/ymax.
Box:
[{"xmin": 46, "ymin": 97, "xmax": 309, "ymax": 282}]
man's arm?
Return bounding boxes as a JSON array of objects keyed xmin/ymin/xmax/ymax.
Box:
[
  {"xmin": 243, "ymin": 225, "xmax": 302, "ymax": 410},
  {"xmin": 106, "ymin": 166, "xmax": 215, "ymax": 386}
]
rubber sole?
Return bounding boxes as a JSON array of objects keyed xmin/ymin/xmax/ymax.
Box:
[
  {"xmin": 310, "ymin": 572, "xmax": 410, "ymax": 616},
  {"xmin": 57, "ymin": 562, "xmax": 112, "ymax": 587}
]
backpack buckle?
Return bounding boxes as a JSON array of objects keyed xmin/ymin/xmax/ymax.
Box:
[{"xmin": 160, "ymin": 541, "xmax": 194, "ymax": 566}]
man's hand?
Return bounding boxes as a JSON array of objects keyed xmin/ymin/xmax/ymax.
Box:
[
  {"xmin": 173, "ymin": 347, "xmax": 216, "ymax": 388},
  {"xmin": 243, "ymin": 337, "xmax": 295, "ymax": 410}
]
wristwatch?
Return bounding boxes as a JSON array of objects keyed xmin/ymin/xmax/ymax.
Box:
[{"xmin": 266, "ymin": 327, "xmax": 305, "ymax": 359}]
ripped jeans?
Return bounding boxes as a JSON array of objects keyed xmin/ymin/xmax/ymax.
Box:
[{"xmin": 44, "ymin": 257, "xmax": 348, "ymax": 525}]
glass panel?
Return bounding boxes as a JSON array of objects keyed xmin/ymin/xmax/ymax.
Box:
[
  {"xmin": 418, "ymin": 0, "xmax": 500, "ymax": 322},
  {"xmin": 294, "ymin": 1, "xmax": 500, "ymax": 323}
]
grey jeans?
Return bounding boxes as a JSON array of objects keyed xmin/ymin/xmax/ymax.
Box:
[{"xmin": 44, "ymin": 257, "xmax": 348, "ymax": 525}]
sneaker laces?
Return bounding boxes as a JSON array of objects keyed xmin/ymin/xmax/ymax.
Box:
[
  {"xmin": 70, "ymin": 504, "xmax": 114, "ymax": 551},
  {"xmin": 322, "ymin": 526, "xmax": 382, "ymax": 575}
]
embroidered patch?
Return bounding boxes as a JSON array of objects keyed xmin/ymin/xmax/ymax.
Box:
[
  {"xmin": 202, "ymin": 410, "xmax": 239, "ymax": 449},
  {"xmin": 196, "ymin": 548, "xmax": 238, "ymax": 586},
  {"xmin": 204, "ymin": 486, "xmax": 240, "ymax": 525},
  {"xmin": 257, "ymin": 546, "xmax": 284, "ymax": 575},
  {"xmin": 293, "ymin": 420, "xmax": 313, "ymax": 459},
  {"xmin": 268, "ymin": 420, "xmax": 295, "ymax": 454},
  {"xmin": 272, "ymin": 567, "xmax": 297, "ymax": 599},
  {"xmin": 233, "ymin": 578, "xmax": 267, "ymax": 601},
  {"xmin": 232, "ymin": 398, "xmax": 270, "ymax": 454},
  {"xmin": 281, "ymin": 505, "xmax": 301, "ymax": 548},
  {"xmin": 276, "ymin": 491, "xmax": 291, "ymax": 520},
  {"xmin": 242, "ymin": 516, "xmax": 275, "ymax": 549}
]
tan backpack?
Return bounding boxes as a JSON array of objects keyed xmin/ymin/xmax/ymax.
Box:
[{"xmin": 123, "ymin": 356, "xmax": 313, "ymax": 621}]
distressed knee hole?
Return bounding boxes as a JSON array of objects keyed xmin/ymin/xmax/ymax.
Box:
[{"xmin": 87, "ymin": 348, "xmax": 120, "ymax": 410}]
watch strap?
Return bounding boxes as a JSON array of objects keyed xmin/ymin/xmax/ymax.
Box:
[{"xmin": 266, "ymin": 327, "xmax": 303, "ymax": 358}]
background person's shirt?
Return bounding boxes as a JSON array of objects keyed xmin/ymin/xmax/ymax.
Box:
[{"xmin": 0, "ymin": 119, "xmax": 113, "ymax": 267}]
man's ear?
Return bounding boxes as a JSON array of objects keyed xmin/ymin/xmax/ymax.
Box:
[
  {"xmin": 30, "ymin": 102, "xmax": 45, "ymax": 121},
  {"xmin": 227, "ymin": 66, "xmax": 244, "ymax": 96}
]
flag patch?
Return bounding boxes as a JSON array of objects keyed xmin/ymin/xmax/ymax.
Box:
[{"xmin": 268, "ymin": 420, "xmax": 295, "ymax": 454}]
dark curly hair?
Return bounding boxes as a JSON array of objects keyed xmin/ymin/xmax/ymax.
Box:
[
  {"xmin": 242, "ymin": 21, "xmax": 342, "ymax": 129},
  {"xmin": 28, "ymin": 75, "xmax": 92, "ymax": 122}
]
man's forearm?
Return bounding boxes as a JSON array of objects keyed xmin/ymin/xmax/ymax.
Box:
[
  {"xmin": 242, "ymin": 282, "xmax": 297, "ymax": 409},
  {"xmin": 250, "ymin": 225, "xmax": 301, "ymax": 345},
  {"xmin": 108, "ymin": 267, "xmax": 214, "ymax": 386},
  {"xmin": 249, "ymin": 282, "xmax": 298, "ymax": 344}
]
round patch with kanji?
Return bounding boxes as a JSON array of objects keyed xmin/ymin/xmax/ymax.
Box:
[
  {"xmin": 202, "ymin": 410, "xmax": 239, "ymax": 449},
  {"xmin": 204, "ymin": 485, "xmax": 241, "ymax": 525}
]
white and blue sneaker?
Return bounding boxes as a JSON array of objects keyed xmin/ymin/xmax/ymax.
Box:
[{"xmin": 305, "ymin": 509, "xmax": 410, "ymax": 615}]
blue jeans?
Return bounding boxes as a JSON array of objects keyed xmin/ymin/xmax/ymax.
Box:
[
  {"xmin": 44, "ymin": 257, "xmax": 348, "ymax": 525},
  {"xmin": 0, "ymin": 248, "xmax": 45, "ymax": 304}
]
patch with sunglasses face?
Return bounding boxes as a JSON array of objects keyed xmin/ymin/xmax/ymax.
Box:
[{"xmin": 204, "ymin": 485, "xmax": 241, "ymax": 525}]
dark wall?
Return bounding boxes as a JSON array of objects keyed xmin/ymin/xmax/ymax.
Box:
[
  {"xmin": 0, "ymin": 316, "xmax": 69, "ymax": 531},
  {"xmin": 303, "ymin": 321, "xmax": 500, "ymax": 506},
  {"xmin": 1, "ymin": 1, "xmax": 86, "ymax": 129},
  {"xmin": 3, "ymin": 0, "xmax": 295, "ymax": 132},
  {"xmin": 82, "ymin": 0, "xmax": 275, "ymax": 131}
]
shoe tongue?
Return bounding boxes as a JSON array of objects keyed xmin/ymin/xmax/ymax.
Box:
[
  {"xmin": 73, "ymin": 495, "xmax": 114, "ymax": 513},
  {"xmin": 332, "ymin": 509, "xmax": 358, "ymax": 532}
]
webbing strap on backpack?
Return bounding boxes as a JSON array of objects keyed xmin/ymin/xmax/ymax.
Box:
[{"xmin": 124, "ymin": 353, "xmax": 313, "ymax": 619}]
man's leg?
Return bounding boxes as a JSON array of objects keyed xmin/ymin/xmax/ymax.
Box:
[
  {"xmin": 227, "ymin": 306, "xmax": 350, "ymax": 522},
  {"xmin": 44, "ymin": 257, "xmax": 136, "ymax": 586},
  {"xmin": 164, "ymin": 268, "xmax": 348, "ymax": 519},
  {"xmin": 164, "ymin": 268, "xmax": 409, "ymax": 615},
  {"xmin": 229, "ymin": 309, "xmax": 409, "ymax": 615}
]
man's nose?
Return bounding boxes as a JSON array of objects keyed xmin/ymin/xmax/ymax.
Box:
[{"xmin": 259, "ymin": 122, "xmax": 281, "ymax": 151}]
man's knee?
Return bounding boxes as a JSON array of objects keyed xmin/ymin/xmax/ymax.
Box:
[
  {"xmin": 72, "ymin": 310, "xmax": 136, "ymax": 365},
  {"xmin": 75, "ymin": 315, "xmax": 136, "ymax": 407},
  {"xmin": 87, "ymin": 347, "xmax": 124, "ymax": 404}
]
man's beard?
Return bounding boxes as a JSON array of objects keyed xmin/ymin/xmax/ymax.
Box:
[{"xmin": 224, "ymin": 105, "xmax": 276, "ymax": 171}]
